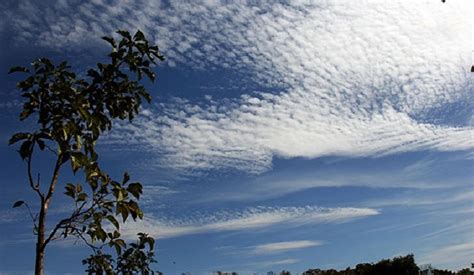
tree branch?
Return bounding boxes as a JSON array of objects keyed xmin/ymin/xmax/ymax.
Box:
[
  {"xmin": 23, "ymin": 202, "xmax": 38, "ymax": 231},
  {"xmin": 27, "ymin": 144, "xmax": 44, "ymax": 200},
  {"xmin": 43, "ymin": 200, "xmax": 89, "ymax": 247},
  {"xmin": 44, "ymin": 154, "xmax": 63, "ymax": 203},
  {"xmin": 43, "ymin": 190, "xmax": 107, "ymax": 248}
]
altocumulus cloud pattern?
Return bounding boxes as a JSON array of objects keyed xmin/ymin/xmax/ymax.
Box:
[{"xmin": 6, "ymin": 0, "xmax": 473, "ymax": 175}]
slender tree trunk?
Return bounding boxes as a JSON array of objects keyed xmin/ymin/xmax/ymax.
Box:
[
  {"xmin": 35, "ymin": 201, "xmax": 47, "ymax": 275},
  {"xmin": 34, "ymin": 156, "xmax": 61, "ymax": 275}
]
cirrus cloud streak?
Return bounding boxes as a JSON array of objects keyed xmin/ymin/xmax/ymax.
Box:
[{"xmin": 120, "ymin": 206, "xmax": 379, "ymax": 240}]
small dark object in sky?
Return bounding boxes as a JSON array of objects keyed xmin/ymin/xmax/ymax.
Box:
[
  {"xmin": 441, "ymin": 0, "xmax": 445, "ymax": 2},
  {"xmin": 471, "ymin": 66, "xmax": 474, "ymax": 72}
]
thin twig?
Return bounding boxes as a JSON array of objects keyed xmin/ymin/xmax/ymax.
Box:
[
  {"xmin": 26, "ymin": 144, "xmax": 44, "ymax": 199},
  {"xmin": 23, "ymin": 202, "xmax": 38, "ymax": 228}
]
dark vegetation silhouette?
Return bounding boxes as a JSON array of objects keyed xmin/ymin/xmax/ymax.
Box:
[
  {"xmin": 213, "ymin": 255, "xmax": 472, "ymax": 275},
  {"xmin": 9, "ymin": 29, "xmax": 164, "ymax": 274},
  {"xmin": 300, "ymin": 255, "xmax": 472, "ymax": 275},
  {"xmin": 302, "ymin": 254, "xmax": 419, "ymax": 275}
]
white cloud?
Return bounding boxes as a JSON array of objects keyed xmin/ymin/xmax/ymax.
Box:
[
  {"xmin": 420, "ymin": 219, "xmax": 474, "ymax": 241},
  {"xmin": 253, "ymin": 240, "xmax": 323, "ymax": 254},
  {"xmin": 419, "ymin": 242, "xmax": 474, "ymax": 269},
  {"xmin": 120, "ymin": 206, "xmax": 379, "ymax": 240},
  {"xmin": 260, "ymin": 258, "xmax": 300, "ymax": 267},
  {"xmin": 0, "ymin": 209, "xmax": 26, "ymax": 224},
  {"xmin": 365, "ymin": 189, "xmax": 474, "ymax": 208},
  {"xmin": 140, "ymin": 185, "xmax": 179, "ymax": 207},
  {"xmin": 5, "ymin": 1, "xmax": 473, "ymax": 175},
  {"xmin": 193, "ymin": 155, "xmax": 473, "ymax": 203}
]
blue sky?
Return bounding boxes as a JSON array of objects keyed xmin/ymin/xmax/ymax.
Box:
[{"xmin": 0, "ymin": 0, "xmax": 473, "ymax": 274}]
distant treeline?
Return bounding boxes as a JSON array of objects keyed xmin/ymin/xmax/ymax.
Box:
[
  {"xmin": 211, "ymin": 254, "xmax": 473, "ymax": 275},
  {"xmin": 300, "ymin": 254, "xmax": 472, "ymax": 275}
]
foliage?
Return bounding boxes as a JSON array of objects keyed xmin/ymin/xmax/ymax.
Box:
[
  {"xmin": 116, "ymin": 233, "xmax": 156, "ymax": 273},
  {"xmin": 9, "ymin": 29, "xmax": 164, "ymax": 274},
  {"xmin": 83, "ymin": 233, "xmax": 157, "ymax": 274},
  {"xmin": 303, "ymin": 254, "xmax": 419, "ymax": 275},
  {"xmin": 456, "ymin": 269, "xmax": 473, "ymax": 275}
]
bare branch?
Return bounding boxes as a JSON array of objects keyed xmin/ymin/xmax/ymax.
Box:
[
  {"xmin": 27, "ymin": 144, "xmax": 44, "ymax": 200},
  {"xmin": 22, "ymin": 202, "xmax": 39, "ymax": 230},
  {"xmin": 43, "ymin": 198, "xmax": 98, "ymax": 248},
  {"xmin": 44, "ymin": 154, "xmax": 63, "ymax": 203}
]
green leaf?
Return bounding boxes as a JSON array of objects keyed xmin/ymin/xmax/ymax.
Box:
[
  {"xmin": 61, "ymin": 128, "xmax": 68, "ymax": 141},
  {"xmin": 110, "ymin": 238, "xmax": 126, "ymax": 255},
  {"xmin": 8, "ymin": 66, "xmax": 29, "ymax": 74},
  {"xmin": 19, "ymin": 108, "xmax": 33, "ymax": 120},
  {"xmin": 36, "ymin": 139, "xmax": 46, "ymax": 150},
  {"xmin": 126, "ymin": 182, "xmax": 142, "ymax": 200},
  {"xmin": 73, "ymin": 135, "xmax": 82, "ymax": 151},
  {"xmin": 64, "ymin": 183, "xmax": 76, "ymax": 198},
  {"xmin": 116, "ymin": 189, "xmax": 125, "ymax": 202},
  {"xmin": 116, "ymin": 203, "xmax": 129, "ymax": 222},
  {"xmin": 117, "ymin": 30, "xmax": 131, "ymax": 40},
  {"xmin": 60, "ymin": 152, "xmax": 70, "ymax": 165},
  {"xmin": 89, "ymin": 179, "xmax": 98, "ymax": 191},
  {"xmin": 58, "ymin": 61, "xmax": 68, "ymax": 69},
  {"xmin": 9, "ymin": 133, "xmax": 31, "ymax": 145},
  {"xmin": 12, "ymin": 200, "xmax": 24, "ymax": 208},
  {"xmin": 106, "ymin": 215, "xmax": 119, "ymax": 229},
  {"xmin": 127, "ymin": 200, "xmax": 140, "ymax": 220},
  {"xmin": 87, "ymin": 69, "xmax": 100, "ymax": 79},
  {"xmin": 19, "ymin": 140, "xmax": 32, "ymax": 160},
  {"xmin": 70, "ymin": 152, "xmax": 84, "ymax": 173},
  {"xmin": 133, "ymin": 30, "xmax": 145, "ymax": 41},
  {"xmin": 96, "ymin": 228, "xmax": 107, "ymax": 242},
  {"xmin": 122, "ymin": 172, "xmax": 130, "ymax": 184},
  {"xmin": 101, "ymin": 36, "xmax": 116, "ymax": 47},
  {"xmin": 75, "ymin": 184, "xmax": 83, "ymax": 193},
  {"xmin": 71, "ymin": 156, "xmax": 81, "ymax": 173},
  {"xmin": 76, "ymin": 193, "xmax": 87, "ymax": 202},
  {"xmin": 146, "ymin": 235, "xmax": 155, "ymax": 250},
  {"xmin": 17, "ymin": 76, "xmax": 34, "ymax": 91}
]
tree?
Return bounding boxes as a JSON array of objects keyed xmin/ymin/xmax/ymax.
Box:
[
  {"xmin": 9, "ymin": 29, "xmax": 164, "ymax": 274},
  {"xmin": 303, "ymin": 254, "xmax": 420, "ymax": 275},
  {"xmin": 456, "ymin": 269, "xmax": 473, "ymax": 275},
  {"xmin": 433, "ymin": 269, "xmax": 454, "ymax": 275}
]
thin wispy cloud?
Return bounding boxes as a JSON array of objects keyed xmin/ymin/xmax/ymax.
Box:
[
  {"xmin": 419, "ymin": 219, "xmax": 474, "ymax": 241},
  {"xmin": 419, "ymin": 242, "xmax": 474, "ymax": 268},
  {"xmin": 140, "ymin": 185, "xmax": 179, "ymax": 207},
  {"xmin": 5, "ymin": 1, "xmax": 472, "ymax": 176},
  {"xmin": 253, "ymin": 240, "xmax": 323, "ymax": 255},
  {"xmin": 260, "ymin": 258, "xmax": 300, "ymax": 267},
  {"xmin": 120, "ymin": 206, "xmax": 379, "ymax": 240},
  {"xmin": 195, "ymin": 155, "xmax": 472, "ymax": 203},
  {"xmin": 0, "ymin": 209, "xmax": 26, "ymax": 224},
  {"xmin": 365, "ymin": 189, "xmax": 474, "ymax": 208}
]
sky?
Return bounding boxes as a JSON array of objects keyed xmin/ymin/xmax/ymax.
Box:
[{"xmin": 0, "ymin": 0, "xmax": 473, "ymax": 274}]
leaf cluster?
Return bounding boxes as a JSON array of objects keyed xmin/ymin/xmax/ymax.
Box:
[
  {"xmin": 83, "ymin": 233, "xmax": 160, "ymax": 275},
  {"xmin": 9, "ymin": 30, "xmax": 163, "ymax": 163}
]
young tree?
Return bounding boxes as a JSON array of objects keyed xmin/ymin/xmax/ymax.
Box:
[{"xmin": 9, "ymin": 30, "xmax": 164, "ymax": 274}]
